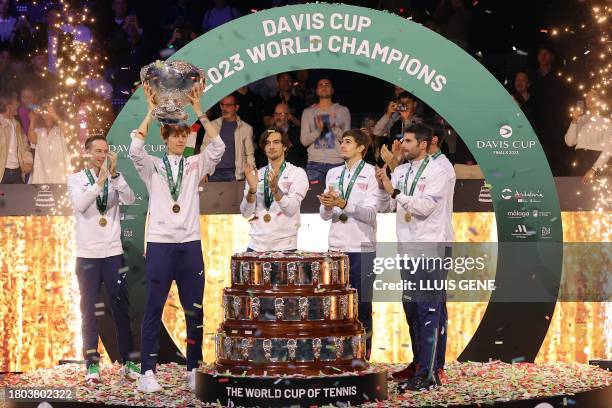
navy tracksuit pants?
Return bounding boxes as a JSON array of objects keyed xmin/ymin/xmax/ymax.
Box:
[
  {"xmin": 140, "ymin": 241, "xmax": 204, "ymax": 373},
  {"xmin": 401, "ymin": 262, "xmax": 446, "ymax": 379},
  {"xmin": 76, "ymin": 255, "xmax": 135, "ymax": 368}
]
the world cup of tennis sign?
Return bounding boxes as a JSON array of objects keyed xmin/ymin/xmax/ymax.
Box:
[{"xmin": 107, "ymin": 4, "xmax": 563, "ymax": 406}]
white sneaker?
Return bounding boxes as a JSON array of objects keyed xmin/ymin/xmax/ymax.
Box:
[
  {"xmin": 137, "ymin": 370, "xmax": 162, "ymax": 393},
  {"xmin": 187, "ymin": 368, "xmax": 196, "ymax": 391}
]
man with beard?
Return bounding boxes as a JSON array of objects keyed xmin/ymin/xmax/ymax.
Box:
[{"xmin": 241, "ymin": 126, "xmax": 308, "ymax": 252}]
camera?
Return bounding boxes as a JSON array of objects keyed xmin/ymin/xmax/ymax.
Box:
[{"xmin": 397, "ymin": 103, "xmax": 409, "ymax": 112}]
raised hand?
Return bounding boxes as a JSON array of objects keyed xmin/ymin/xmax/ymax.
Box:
[
  {"xmin": 189, "ymin": 82, "xmax": 205, "ymax": 117},
  {"xmin": 380, "ymin": 145, "xmax": 393, "ymax": 166},
  {"xmin": 380, "ymin": 164, "xmax": 394, "ymax": 194},
  {"xmin": 375, "ymin": 165, "xmax": 386, "ymax": 189},
  {"xmin": 108, "ymin": 151, "xmax": 118, "ymax": 177},
  {"xmin": 387, "ymin": 100, "xmax": 397, "ymax": 117},
  {"xmin": 317, "ymin": 191, "xmax": 335, "ymax": 211},
  {"xmin": 244, "ymin": 163, "xmax": 259, "ymax": 191},
  {"xmin": 143, "ymin": 83, "xmax": 156, "ymax": 112},
  {"xmin": 267, "ymin": 167, "xmax": 279, "ymax": 194},
  {"xmin": 97, "ymin": 163, "xmax": 109, "ymax": 186},
  {"xmin": 315, "ymin": 115, "xmax": 324, "ymax": 131}
]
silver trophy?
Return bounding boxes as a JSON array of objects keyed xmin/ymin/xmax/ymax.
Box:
[{"xmin": 140, "ymin": 60, "xmax": 204, "ymax": 124}]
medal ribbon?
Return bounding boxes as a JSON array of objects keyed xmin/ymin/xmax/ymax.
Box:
[
  {"xmin": 264, "ymin": 161, "xmax": 286, "ymax": 210},
  {"xmin": 338, "ymin": 160, "xmax": 365, "ymax": 202},
  {"xmin": 162, "ymin": 155, "xmax": 184, "ymax": 202},
  {"xmin": 84, "ymin": 168, "xmax": 108, "ymax": 215},
  {"xmin": 402, "ymin": 156, "xmax": 430, "ymax": 196}
]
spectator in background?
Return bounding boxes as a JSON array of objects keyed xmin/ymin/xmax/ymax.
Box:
[
  {"xmin": 376, "ymin": 94, "xmax": 424, "ymax": 171},
  {"xmin": 530, "ymin": 45, "xmax": 574, "ymax": 176},
  {"xmin": 61, "ymin": 7, "xmax": 93, "ymax": 43},
  {"xmin": 104, "ymin": 0, "xmax": 135, "ymax": 39},
  {"xmin": 38, "ymin": 7, "xmax": 62, "ymax": 75},
  {"xmin": 272, "ymin": 102, "xmax": 306, "ymax": 169},
  {"xmin": 386, "ymin": 91, "xmax": 422, "ymax": 141},
  {"xmin": 23, "ymin": 50, "xmax": 55, "ymax": 96},
  {"xmin": 17, "ymin": 86, "xmax": 36, "ymax": 135},
  {"xmin": 263, "ymin": 72, "xmax": 303, "ymax": 128},
  {"xmin": 105, "ymin": 4, "xmax": 148, "ymax": 106},
  {"xmin": 0, "ymin": 0, "xmax": 16, "ymax": 43},
  {"xmin": 0, "ymin": 46, "xmax": 17, "ymax": 95},
  {"xmin": 34, "ymin": 5, "xmax": 93, "ymax": 75},
  {"xmin": 293, "ymin": 69, "xmax": 316, "ymax": 107},
  {"xmin": 235, "ymin": 85, "xmax": 265, "ymax": 166},
  {"xmin": 360, "ymin": 115, "xmax": 381, "ymax": 166},
  {"xmin": 300, "ymin": 77, "xmax": 350, "ymax": 184},
  {"xmin": 565, "ymin": 90, "xmax": 611, "ymax": 180},
  {"xmin": 106, "ymin": 1, "xmax": 144, "ymax": 63},
  {"xmin": 201, "ymin": 0, "xmax": 241, "ymax": 33},
  {"xmin": 204, "ymin": 93, "xmax": 255, "ymax": 182},
  {"xmin": 512, "ymin": 71, "xmax": 533, "ymax": 122},
  {"xmin": 372, "ymin": 84, "xmax": 405, "ymax": 137},
  {"xmin": 28, "ymin": 101, "xmax": 69, "ymax": 184},
  {"xmin": 434, "ymin": 0, "xmax": 472, "ymax": 50},
  {"xmin": 0, "ymin": 93, "xmax": 32, "ymax": 184},
  {"xmin": 1, "ymin": 0, "xmax": 35, "ymax": 54},
  {"xmin": 161, "ymin": 0, "xmax": 202, "ymax": 43},
  {"xmin": 161, "ymin": 15, "xmax": 197, "ymax": 57}
]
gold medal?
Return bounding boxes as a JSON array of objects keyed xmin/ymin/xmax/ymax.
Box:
[
  {"xmin": 339, "ymin": 213, "xmax": 348, "ymax": 223},
  {"xmin": 404, "ymin": 212, "xmax": 412, "ymax": 222},
  {"xmin": 263, "ymin": 213, "xmax": 272, "ymax": 222},
  {"xmin": 172, "ymin": 204, "xmax": 181, "ymax": 213},
  {"xmin": 99, "ymin": 217, "xmax": 107, "ymax": 227}
]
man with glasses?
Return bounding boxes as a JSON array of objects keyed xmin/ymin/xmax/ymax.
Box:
[
  {"xmin": 203, "ymin": 93, "xmax": 255, "ymax": 182},
  {"xmin": 272, "ymin": 103, "xmax": 307, "ymax": 169},
  {"xmin": 263, "ymin": 72, "xmax": 303, "ymax": 128}
]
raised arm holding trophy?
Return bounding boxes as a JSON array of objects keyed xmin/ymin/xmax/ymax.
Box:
[{"xmin": 129, "ymin": 60, "xmax": 226, "ymax": 393}]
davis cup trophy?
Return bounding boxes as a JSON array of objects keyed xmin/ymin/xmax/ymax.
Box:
[{"xmin": 140, "ymin": 60, "xmax": 204, "ymax": 124}]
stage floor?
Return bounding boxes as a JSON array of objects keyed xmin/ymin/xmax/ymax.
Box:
[{"xmin": 1, "ymin": 361, "xmax": 610, "ymax": 407}]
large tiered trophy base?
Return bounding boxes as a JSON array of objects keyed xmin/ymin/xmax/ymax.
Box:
[{"xmin": 196, "ymin": 251, "xmax": 388, "ymax": 407}]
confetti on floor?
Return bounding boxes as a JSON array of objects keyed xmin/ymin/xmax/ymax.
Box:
[{"xmin": 0, "ymin": 361, "xmax": 609, "ymax": 407}]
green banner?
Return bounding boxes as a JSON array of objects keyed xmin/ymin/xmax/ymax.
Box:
[{"xmin": 107, "ymin": 4, "xmax": 563, "ymax": 364}]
